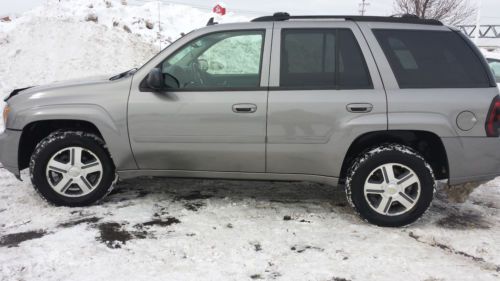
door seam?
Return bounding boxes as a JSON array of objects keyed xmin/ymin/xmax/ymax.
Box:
[{"xmin": 264, "ymin": 22, "xmax": 275, "ymax": 173}]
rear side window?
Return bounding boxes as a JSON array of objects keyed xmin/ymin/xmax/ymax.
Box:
[
  {"xmin": 373, "ymin": 29, "xmax": 491, "ymax": 89},
  {"xmin": 280, "ymin": 29, "xmax": 372, "ymax": 89},
  {"xmin": 487, "ymin": 58, "xmax": 500, "ymax": 83}
]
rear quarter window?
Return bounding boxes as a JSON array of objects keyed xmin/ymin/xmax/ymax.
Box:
[
  {"xmin": 487, "ymin": 58, "xmax": 500, "ymax": 83},
  {"xmin": 373, "ymin": 29, "xmax": 492, "ymax": 89}
]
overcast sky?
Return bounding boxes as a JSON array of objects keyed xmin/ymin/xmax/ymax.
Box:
[{"xmin": 1, "ymin": 0, "xmax": 499, "ymax": 24}]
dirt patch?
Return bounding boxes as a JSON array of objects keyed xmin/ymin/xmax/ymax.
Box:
[
  {"xmin": 59, "ymin": 217, "xmax": 101, "ymax": 228},
  {"xmin": 249, "ymin": 241, "xmax": 262, "ymax": 252},
  {"xmin": 136, "ymin": 190, "xmax": 150, "ymax": 198},
  {"xmin": 408, "ymin": 232, "xmax": 500, "ymax": 272},
  {"xmin": 153, "ymin": 207, "xmax": 169, "ymax": 218},
  {"xmin": 143, "ymin": 217, "xmax": 180, "ymax": 227},
  {"xmin": 184, "ymin": 202, "xmax": 205, "ymax": 211},
  {"xmin": 175, "ymin": 191, "xmax": 213, "ymax": 201},
  {"xmin": 290, "ymin": 245, "xmax": 324, "ymax": 253},
  {"xmin": 471, "ymin": 200, "xmax": 499, "ymax": 209},
  {"xmin": 443, "ymin": 183, "xmax": 483, "ymax": 203},
  {"xmin": 436, "ymin": 213, "xmax": 491, "ymax": 230},
  {"xmin": 0, "ymin": 230, "xmax": 47, "ymax": 248},
  {"xmin": 282, "ymin": 216, "xmax": 310, "ymax": 223},
  {"xmin": 96, "ymin": 222, "xmax": 135, "ymax": 249},
  {"xmin": 135, "ymin": 217, "xmax": 181, "ymax": 228}
]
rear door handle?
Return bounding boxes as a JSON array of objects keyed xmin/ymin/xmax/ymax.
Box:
[
  {"xmin": 346, "ymin": 103, "xmax": 373, "ymax": 113},
  {"xmin": 232, "ymin": 103, "xmax": 257, "ymax": 113}
]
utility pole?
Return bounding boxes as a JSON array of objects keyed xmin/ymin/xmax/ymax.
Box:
[
  {"xmin": 359, "ymin": 0, "xmax": 370, "ymax": 16},
  {"xmin": 474, "ymin": 0, "xmax": 482, "ymax": 44},
  {"xmin": 157, "ymin": 0, "xmax": 162, "ymax": 52}
]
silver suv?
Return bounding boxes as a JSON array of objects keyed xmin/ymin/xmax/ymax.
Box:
[{"xmin": 1, "ymin": 13, "xmax": 499, "ymax": 227}]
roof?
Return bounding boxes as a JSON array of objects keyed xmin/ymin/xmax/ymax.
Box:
[{"xmin": 251, "ymin": 12, "xmax": 443, "ymax": 26}]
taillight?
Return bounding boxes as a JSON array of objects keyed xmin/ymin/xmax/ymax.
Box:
[{"xmin": 486, "ymin": 96, "xmax": 500, "ymax": 137}]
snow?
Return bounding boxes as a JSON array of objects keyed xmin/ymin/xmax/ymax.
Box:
[
  {"xmin": 0, "ymin": 1, "xmax": 500, "ymax": 280},
  {"xmin": 481, "ymin": 48, "xmax": 500, "ymax": 61},
  {"xmin": 0, "ymin": 169, "xmax": 499, "ymax": 280}
]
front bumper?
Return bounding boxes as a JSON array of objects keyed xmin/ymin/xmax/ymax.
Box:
[{"xmin": 0, "ymin": 129, "xmax": 22, "ymax": 177}]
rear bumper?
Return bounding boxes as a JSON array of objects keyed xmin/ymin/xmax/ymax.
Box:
[
  {"xmin": 0, "ymin": 129, "xmax": 22, "ymax": 177},
  {"xmin": 442, "ymin": 137, "xmax": 500, "ymax": 185}
]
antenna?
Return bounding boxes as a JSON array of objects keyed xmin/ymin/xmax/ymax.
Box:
[
  {"xmin": 474, "ymin": 0, "xmax": 482, "ymax": 44},
  {"xmin": 359, "ymin": 0, "xmax": 370, "ymax": 16},
  {"xmin": 206, "ymin": 17, "xmax": 218, "ymax": 26}
]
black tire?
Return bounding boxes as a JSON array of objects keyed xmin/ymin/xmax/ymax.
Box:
[
  {"xmin": 346, "ymin": 144, "xmax": 435, "ymax": 227},
  {"xmin": 30, "ymin": 131, "xmax": 116, "ymax": 206}
]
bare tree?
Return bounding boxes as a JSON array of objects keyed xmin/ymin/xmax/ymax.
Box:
[{"xmin": 394, "ymin": 0, "xmax": 477, "ymax": 26}]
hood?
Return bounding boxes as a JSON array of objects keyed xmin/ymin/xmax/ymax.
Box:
[{"xmin": 4, "ymin": 75, "xmax": 111, "ymax": 102}]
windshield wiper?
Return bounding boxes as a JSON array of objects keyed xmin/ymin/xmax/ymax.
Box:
[{"xmin": 109, "ymin": 68, "xmax": 138, "ymax": 81}]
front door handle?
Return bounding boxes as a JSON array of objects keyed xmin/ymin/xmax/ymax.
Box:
[
  {"xmin": 232, "ymin": 103, "xmax": 257, "ymax": 113},
  {"xmin": 346, "ymin": 103, "xmax": 373, "ymax": 113}
]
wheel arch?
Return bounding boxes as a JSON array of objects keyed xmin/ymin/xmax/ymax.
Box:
[
  {"xmin": 18, "ymin": 119, "xmax": 110, "ymax": 171},
  {"xmin": 339, "ymin": 130, "xmax": 449, "ymax": 182}
]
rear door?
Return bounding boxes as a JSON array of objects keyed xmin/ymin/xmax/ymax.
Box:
[{"xmin": 266, "ymin": 20, "xmax": 387, "ymax": 177}]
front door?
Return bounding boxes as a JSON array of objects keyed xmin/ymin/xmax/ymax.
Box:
[{"xmin": 128, "ymin": 26, "xmax": 272, "ymax": 172}]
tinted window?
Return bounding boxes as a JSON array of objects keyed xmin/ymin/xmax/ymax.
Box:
[
  {"xmin": 374, "ymin": 29, "xmax": 491, "ymax": 88},
  {"xmin": 487, "ymin": 58, "xmax": 500, "ymax": 83},
  {"xmin": 280, "ymin": 29, "xmax": 372, "ymax": 89},
  {"xmin": 161, "ymin": 30, "xmax": 264, "ymax": 89}
]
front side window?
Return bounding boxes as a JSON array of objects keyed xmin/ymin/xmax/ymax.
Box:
[
  {"xmin": 487, "ymin": 58, "xmax": 500, "ymax": 83},
  {"xmin": 374, "ymin": 29, "xmax": 491, "ymax": 89},
  {"xmin": 280, "ymin": 29, "xmax": 372, "ymax": 89},
  {"xmin": 161, "ymin": 30, "xmax": 264, "ymax": 89}
]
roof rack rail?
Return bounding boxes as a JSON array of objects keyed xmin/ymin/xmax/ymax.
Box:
[{"xmin": 251, "ymin": 12, "xmax": 443, "ymax": 26}]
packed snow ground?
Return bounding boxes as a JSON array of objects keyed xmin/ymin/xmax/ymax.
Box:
[
  {"xmin": 1, "ymin": 1, "xmax": 500, "ymax": 280},
  {"xmin": 1, "ymin": 170, "xmax": 500, "ymax": 280}
]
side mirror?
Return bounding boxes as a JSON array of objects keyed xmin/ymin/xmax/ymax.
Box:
[
  {"xmin": 164, "ymin": 72, "xmax": 180, "ymax": 89},
  {"xmin": 146, "ymin": 68, "xmax": 164, "ymax": 90},
  {"xmin": 146, "ymin": 68, "xmax": 180, "ymax": 90}
]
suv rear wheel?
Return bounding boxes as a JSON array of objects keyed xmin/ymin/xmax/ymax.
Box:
[
  {"xmin": 30, "ymin": 131, "xmax": 116, "ymax": 206},
  {"xmin": 346, "ymin": 144, "xmax": 435, "ymax": 227}
]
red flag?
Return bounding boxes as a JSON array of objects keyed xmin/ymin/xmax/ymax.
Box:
[{"xmin": 213, "ymin": 4, "xmax": 226, "ymax": 16}]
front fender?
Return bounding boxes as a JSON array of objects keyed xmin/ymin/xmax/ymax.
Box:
[{"xmin": 10, "ymin": 104, "xmax": 137, "ymax": 170}]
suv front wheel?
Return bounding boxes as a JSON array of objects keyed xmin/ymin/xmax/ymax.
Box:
[
  {"xmin": 346, "ymin": 144, "xmax": 435, "ymax": 227},
  {"xmin": 30, "ymin": 131, "xmax": 116, "ymax": 206}
]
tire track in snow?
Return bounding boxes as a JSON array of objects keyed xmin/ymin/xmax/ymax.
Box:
[{"xmin": 408, "ymin": 231, "xmax": 500, "ymax": 274}]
